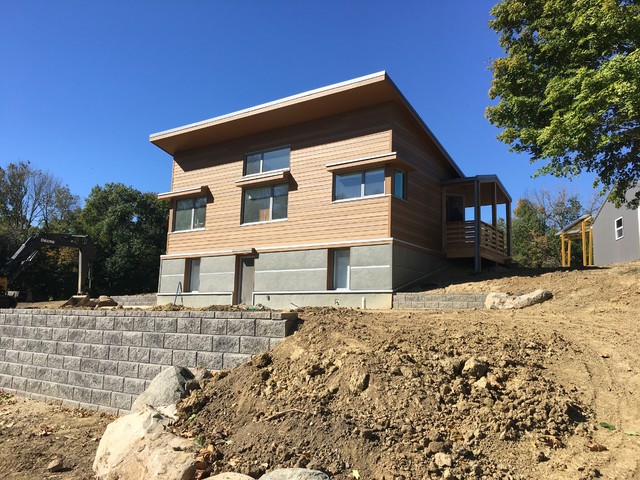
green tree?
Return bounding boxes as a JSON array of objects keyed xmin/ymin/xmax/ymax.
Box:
[
  {"xmin": 512, "ymin": 198, "xmax": 552, "ymax": 267},
  {"xmin": 79, "ymin": 183, "xmax": 168, "ymax": 295},
  {"xmin": 486, "ymin": 0, "xmax": 640, "ymax": 207}
]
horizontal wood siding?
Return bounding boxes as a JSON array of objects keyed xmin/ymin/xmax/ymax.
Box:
[
  {"xmin": 166, "ymin": 104, "xmax": 393, "ymax": 255},
  {"xmin": 390, "ymin": 106, "xmax": 460, "ymax": 251}
]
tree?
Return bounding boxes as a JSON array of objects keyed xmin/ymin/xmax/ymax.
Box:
[
  {"xmin": 79, "ymin": 183, "xmax": 168, "ymax": 295},
  {"xmin": 486, "ymin": 0, "xmax": 640, "ymax": 207}
]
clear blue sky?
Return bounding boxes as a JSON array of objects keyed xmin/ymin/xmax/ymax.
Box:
[{"xmin": 1, "ymin": 0, "xmax": 597, "ymax": 209}]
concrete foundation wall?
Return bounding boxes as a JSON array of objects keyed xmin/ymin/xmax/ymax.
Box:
[
  {"xmin": 255, "ymin": 249, "xmax": 328, "ymax": 292},
  {"xmin": 392, "ymin": 244, "xmax": 448, "ymax": 289},
  {"xmin": 0, "ymin": 309, "xmax": 296, "ymax": 414},
  {"xmin": 158, "ymin": 258, "xmax": 186, "ymax": 294}
]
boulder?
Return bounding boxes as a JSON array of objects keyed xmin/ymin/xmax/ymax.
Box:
[
  {"xmin": 485, "ymin": 289, "xmax": 552, "ymax": 309},
  {"xmin": 131, "ymin": 366, "xmax": 195, "ymax": 414},
  {"xmin": 93, "ymin": 410, "xmax": 196, "ymax": 480},
  {"xmin": 260, "ymin": 468, "xmax": 330, "ymax": 480}
]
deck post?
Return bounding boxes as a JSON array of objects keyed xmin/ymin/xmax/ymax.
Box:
[
  {"xmin": 506, "ymin": 199, "xmax": 512, "ymax": 257},
  {"xmin": 474, "ymin": 178, "xmax": 481, "ymax": 273}
]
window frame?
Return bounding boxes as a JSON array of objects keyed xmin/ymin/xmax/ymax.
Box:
[
  {"xmin": 243, "ymin": 146, "xmax": 291, "ymax": 176},
  {"xmin": 329, "ymin": 248, "xmax": 350, "ymax": 290},
  {"xmin": 173, "ymin": 196, "xmax": 207, "ymax": 232},
  {"xmin": 392, "ymin": 168, "xmax": 407, "ymax": 200},
  {"xmin": 333, "ymin": 167, "xmax": 386, "ymax": 202},
  {"xmin": 185, "ymin": 258, "xmax": 201, "ymax": 292},
  {"xmin": 615, "ymin": 216, "xmax": 624, "ymax": 240},
  {"xmin": 241, "ymin": 183, "xmax": 289, "ymax": 225}
]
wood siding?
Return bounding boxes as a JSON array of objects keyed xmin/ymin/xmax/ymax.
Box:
[
  {"xmin": 166, "ymin": 104, "xmax": 394, "ymax": 255},
  {"xmin": 390, "ymin": 105, "xmax": 460, "ymax": 250}
]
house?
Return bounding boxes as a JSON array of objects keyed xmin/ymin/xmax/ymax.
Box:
[
  {"xmin": 150, "ymin": 72, "xmax": 511, "ymax": 309},
  {"xmin": 592, "ymin": 186, "xmax": 640, "ymax": 265}
]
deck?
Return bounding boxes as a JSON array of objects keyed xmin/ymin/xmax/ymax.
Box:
[{"xmin": 444, "ymin": 220, "xmax": 510, "ymax": 263}]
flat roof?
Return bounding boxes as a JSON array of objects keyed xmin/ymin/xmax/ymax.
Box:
[{"xmin": 150, "ymin": 71, "xmax": 464, "ymax": 177}]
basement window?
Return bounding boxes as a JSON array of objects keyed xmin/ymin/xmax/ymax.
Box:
[
  {"xmin": 615, "ymin": 217, "xmax": 624, "ymax": 240},
  {"xmin": 174, "ymin": 197, "xmax": 206, "ymax": 231}
]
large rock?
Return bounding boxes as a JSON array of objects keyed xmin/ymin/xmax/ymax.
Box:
[
  {"xmin": 260, "ymin": 468, "xmax": 330, "ymax": 480},
  {"xmin": 93, "ymin": 410, "xmax": 196, "ymax": 480},
  {"xmin": 485, "ymin": 289, "xmax": 552, "ymax": 309},
  {"xmin": 131, "ymin": 366, "xmax": 195, "ymax": 414}
]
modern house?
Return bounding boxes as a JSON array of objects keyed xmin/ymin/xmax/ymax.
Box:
[
  {"xmin": 151, "ymin": 72, "xmax": 511, "ymax": 309},
  {"xmin": 592, "ymin": 187, "xmax": 640, "ymax": 265}
]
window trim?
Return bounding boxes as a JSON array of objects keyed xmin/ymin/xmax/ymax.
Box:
[
  {"xmin": 241, "ymin": 183, "xmax": 289, "ymax": 225},
  {"xmin": 243, "ymin": 146, "xmax": 291, "ymax": 176},
  {"xmin": 173, "ymin": 196, "xmax": 207, "ymax": 232},
  {"xmin": 185, "ymin": 258, "xmax": 201, "ymax": 292},
  {"xmin": 615, "ymin": 216, "xmax": 624, "ymax": 240},
  {"xmin": 392, "ymin": 168, "xmax": 407, "ymax": 200},
  {"xmin": 329, "ymin": 248, "xmax": 350, "ymax": 290},
  {"xmin": 333, "ymin": 167, "xmax": 386, "ymax": 202}
]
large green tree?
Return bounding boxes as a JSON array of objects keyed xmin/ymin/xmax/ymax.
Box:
[
  {"xmin": 487, "ymin": 0, "xmax": 640, "ymax": 207},
  {"xmin": 79, "ymin": 183, "xmax": 168, "ymax": 295}
]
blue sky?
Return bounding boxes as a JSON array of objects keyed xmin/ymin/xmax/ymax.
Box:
[{"xmin": 1, "ymin": 0, "xmax": 597, "ymax": 209}]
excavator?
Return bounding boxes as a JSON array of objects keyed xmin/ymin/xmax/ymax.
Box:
[{"xmin": 0, "ymin": 233, "xmax": 95, "ymax": 308}]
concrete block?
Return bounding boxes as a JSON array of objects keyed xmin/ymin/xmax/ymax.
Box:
[
  {"xmin": 23, "ymin": 326, "xmax": 37, "ymax": 338},
  {"xmin": 31, "ymin": 314, "xmax": 46, "ymax": 326},
  {"xmin": 172, "ymin": 350, "xmax": 197, "ymax": 367},
  {"xmin": 13, "ymin": 338, "xmax": 28, "ymax": 351},
  {"xmin": 98, "ymin": 359, "xmax": 119, "ymax": 376},
  {"xmin": 149, "ymin": 348, "xmax": 172, "ymax": 366},
  {"xmin": 45, "ymin": 316, "xmax": 62, "ymax": 328},
  {"xmin": 91, "ymin": 389, "xmax": 112, "ymax": 407},
  {"xmin": 133, "ymin": 317, "xmax": 155, "ymax": 332},
  {"xmin": 51, "ymin": 328, "xmax": 68, "ymax": 341},
  {"xmin": 80, "ymin": 357, "xmax": 100, "ymax": 373},
  {"xmin": 11, "ymin": 376, "xmax": 27, "ymax": 391},
  {"xmin": 114, "ymin": 317, "xmax": 134, "ymax": 331},
  {"xmin": 270, "ymin": 312, "xmax": 298, "ymax": 321},
  {"xmin": 49, "ymin": 368, "xmax": 69, "ymax": 384},
  {"xmin": 196, "ymin": 352, "xmax": 223, "ymax": 370},
  {"xmin": 96, "ymin": 317, "xmax": 115, "ymax": 330},
  {"xmin": 63, "ymin": 356, "xmax": 81, "ymax": 371},
  {"xmin": 240, "ymin": 336, "xmax": 270, "ymax": 355},
  {"xmin": 21, "ymin": 364, "xmax": 37, "ymax": 378},
  {"xmin": 222, "ymin": 353, "xmax": 251, "ymax": 370},
  {"xmin": 0, "ymin": 374, "xmax": 12, "ymax": 388},
  {"xmin": 26, "ymin": 339, "xmax": 41, "ymax": 352},
  {"xmin": 187, "ymin": 334, "xmax": 212, "ymax": 351},
  {"xmin": 242, "ymin": 311, "xmax": 271, "ymax": 319},
  {"xmin": 40, "ymin": 381, "xmax": 60, "ymax": 398},
  {"xmin": 85, "ymin": 330, "xmax": 104, "ymax": 344},
  {"xmin": 68, "ymin": 329, "xmax": 86, "ymax": 343},
  {"xmin": 0, "ymin": 337, "xmax": 13, "ymax": 349},
  {"xmin": 212, "ymin": 335, "xmax": 240, "ymax": 353},
  {"xmin": 56, "ymin": 342, "xmax": 74, "ymax": 356},
  {"xmin": 32, "ymin": 352, "xmax": 48, "ymax": 366},
  {"xmin": 73, "ymin": 386, "xmax": 93, "ymax": 403},
  {"xmin": 164, "ymin": 333, "xmax": 188, "ymax": 350},
  {"xmin": 61, "ymin": 399, "xmax": 80, "ymax": 409},
  {"xmin": 138, "ymin": 363, "xmax": 163, "ymax": 380},
  {"xmin": 154, "ymin": 317, "xmax": 177, "ymax": 333},
  {"xmin": 142, "ymin": 332, "xmax": 164, "ymax": 348},
  {"xmin": 35, "ymin": 366, "xmax": 51, "ymax": 381},
  {"xmin": 18, "ymin": 351, "xmax": 34, "ymax": 364},
  {"xmin": 201, "ymin": 318, "xmax": 226, "ymax": 335},
  {"xmin": 73, "ymin": 343, "xmax": 91, "ymax": 358},
  {"xmin": 111, "ymin": 391, "xmax": 134, "ymax": 410},
  {"xmin": 256, "ymin": 320, "xmax": 288, "ymax": 338},
  {"xmin": 5, "ymin": 350, "xmax": 19, "ymax": 363},
  {"xmin": 58, "ymin": 384, "xmax": 74, "ymax": 400},
  {"xmin": 177, "ymin": 317, "xmax": 201, "ymax": 334},
  {"xmin": 2, "ymin": 362, "xmax": 22, "ymax": 376},
  {"xmin": 34, "ymin": 327, "xmax": 52, "ymax": 340},
  {"xmin": 26, "ymin": 378, "xmax": 42, "ymax": 393},
  {"xmin": 77, "ymin": 316, "xmax": 97, "ymax": 330},
  {"xmin": 91, "ymin": 344, "xmax": 110, "ymax": 360},
  {"xmin": 117, "ymin": 361, "xmax": 138, "ymax": 378},
  {"xmin": 104, "ymin": 375, "xmax": 124, "ymax": 392},
  {"xmin": 103, "ymin": 331, "xmax": 123, "ymax": 346},
  {"xmin": 62, "ymin": 315, "xmax": 79, "ymax": 329},
  {"xmin": 215, "ymin": 311, "xmax": 242, "ymax": 319},
  {"xmin": 80, "ymin": 371, "xmax": 104, "ymax": 389},
  {"xmin": 129, "ymin": 347, "xmax": 150, "ymax": 363},
  {"xmin": 123, "ymin": 377, "xmax": 146, "ymax": 395},
  {"xmin": 227, "ymin": 318, "xmax": 255, "ymax": 336},
  {"xmin": 121, "ymin": 331, "xmax": 143, "ymax": 346},
  {"xmin": 108, "ymin": 346, "xmax": 129, "ymax": 361}
]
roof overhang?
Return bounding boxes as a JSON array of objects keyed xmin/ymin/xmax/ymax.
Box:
[
  {"xmin": 441, "ymin": 175, "xmax": 512, "ymax": 206},
  {"xmin": 150, "ymin": 71, "xmax": 464, "ymax": 178}
]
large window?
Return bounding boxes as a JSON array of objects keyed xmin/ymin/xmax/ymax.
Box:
[
  {"xmin": 615, "ymin": 217, "xmax": 624, "ymax": 240},
  {"xmin": 245, "ymin": 147, "xmax": 290, "ymax": 175},
  {"xmin": 242, "ymin": 184, "xmax": 288, "ymax": 224},
  {"xmin": 334, "ymin": 168, "xmax": 385, "ymax": 201},
  {"xmin": 174, "ymin": 197, "xmax": 206, "ymax": 231}
]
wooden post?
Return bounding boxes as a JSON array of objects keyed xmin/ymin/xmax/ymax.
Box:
[
  {"xmin": 561, "ymin": 235, "xmax": 566, "ymax": 267},
  {"xmin": 474, "ymin": 179, "xmax": 481, "ymax": 274},
  {"xmin": 581, "ymin": 219, "xmax": 587, "ymax": 266},
  {"xmin": 506, "ymin": 199, "xmax": 512, "ymax": 257}
]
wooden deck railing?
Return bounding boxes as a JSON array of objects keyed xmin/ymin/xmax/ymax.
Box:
[{"xmin": 445, "ymin": 221, "xmax": 506, "ymax": 255}]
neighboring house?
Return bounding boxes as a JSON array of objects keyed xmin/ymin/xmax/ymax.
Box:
[
  {"xmin": 592, "ymin": 187, "xmax": 640, "ymax": 265},
  {"xmin": 150, "ymin": 72, "xmax": 511, "ymax": 309}
]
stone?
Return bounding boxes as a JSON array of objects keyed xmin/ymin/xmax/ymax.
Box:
[
  {"xmin": 434, "ymin": 452, "xmax": 453, "ymax": 468},
  {"xmin": 462, "ymin": 357, "xmax": 488, "ymax": 379},
  {"xmin": 428, "ymin": 441, "xmax": 445, "ymax": 454},
  {"xmin": 485, "ymin": 289, "xmax": 552, "ymax": 309},
  {"xmin": 131, "ymin": 366, "xmax": 195, "ymax": 414},
  {"xmin": 210, "ymin": 474, "xmax": 254, "ymax": 480},
  {"xmin": 93, "ymin": 410, "xmax": 196, "ymax": 480},
  {"xmin": 348, "ymin": 371, "xmax": 369, "ymax": 394},
  {"xmin": 96, "ymin": 295, "xmax": 118, "ymax": 307},
  {"xmin": 47, "ymin": 456, "xmax": 64, "ymax": 472},
  {"xmin": 260, "ymin": 469, "xmax": 330, "ymax": 480}
]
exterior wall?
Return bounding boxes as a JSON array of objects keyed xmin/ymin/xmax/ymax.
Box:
[
  {"xmin": 593, "ymin": 188, "xmax": 640, "ymax": 265},
  {"xmin": 0, "ymin": 309, "xmax": 296, "ymax": 414},
  {"xmin": 392, "ymin": 243, "xmax": 448, "ymax": 290},
  {"xmin": 165, "ymin": 103, "xmax": 394, "ymax": 256}
]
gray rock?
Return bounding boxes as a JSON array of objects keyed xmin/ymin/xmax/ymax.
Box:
[
  {"xmin": 434, "ymin": 452, "xmax": 453, "ymax": 468},
  {"xmin": 259, "ymin": 468, "xmax": 330, "ymax": 480},
  {"xmin": 485, "ymin": 289, "xmax": 552, "ymax": 309},
  {"xmin": 47, "ymin": 456, "xmax": 64, "ymax": 472},
  {"xmin": 131, "ymin": 366, "xmax": 195, "ymax": 413},
  {"xmin": 93, "ymin": 410, "xmax": 196, "ymax": 480},
  {"xmin": 462, "ymin": 357, "xmax": 488, "ymax": 379},
  {"xmin": 349, "ymin": 371, "xmax": 369, "ymax": 394},
  {"xmin": 210, "ymin": 474, "xmax": 255, "ymax": 480}
]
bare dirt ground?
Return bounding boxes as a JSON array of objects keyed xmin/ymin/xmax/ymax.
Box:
[{"xmin": 1, "ymin": 261, "xmax": 639, "ymax": 479}]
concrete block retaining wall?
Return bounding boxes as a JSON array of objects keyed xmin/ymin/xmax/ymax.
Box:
[
  {"xmin": 393, "ymin": 292, "xmax": 487, "ymax": 310},
  {"xmin": 0, "ymin": 309, "xmax": 296, "ymax": 415}
]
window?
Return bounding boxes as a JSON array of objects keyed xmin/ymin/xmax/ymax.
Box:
[
  {"xmin": 615, "ymin": 217, "xmax": 624, "ymax": 240},
  {"xmin": 174, "ymin": 197, "xmax": 206, "ymax": 231},
  {"xmin": 393, "ymin": 169, "xmax": 407, "ymax": 199},
  {"xmin": 331, "ymin": 249, "xmax": 350, "ymax": 289},
  {"xmin": 334, "ymin": 168, "xmax": 385, "ymax": 201},
  {"xmin": 245, "ymin": 147, "xmax": 290, "ymax": 175},
  {"xmin": 242, "ymin": 184, "xmax": 288, "ymax": 223},
  {"xmin": 187, "ymin": 258, "xmax": 200, "ymax": 292}
]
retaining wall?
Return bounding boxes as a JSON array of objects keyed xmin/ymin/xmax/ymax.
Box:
[
  {"xmin": 393, "ymin": 292, "xmax": 487, "ymax": 309},
  {"xmin": 0, "ymin": 308, "xmax": 296, "ymax": 414}
]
